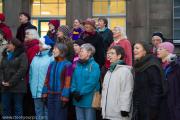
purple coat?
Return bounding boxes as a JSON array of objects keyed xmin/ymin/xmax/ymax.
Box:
[{"xmin": 165, "ymin": 61, "xmax": 180, "ymax": 120}]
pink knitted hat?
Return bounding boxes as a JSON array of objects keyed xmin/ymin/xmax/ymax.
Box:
[{"xmin": 158, "ymin": 42, "xmax": 174, "ymax": 53}]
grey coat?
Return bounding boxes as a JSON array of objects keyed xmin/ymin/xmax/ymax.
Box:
[{"xmin": 0, "ymin": 47, "xmax": 28, "ymax": 93}]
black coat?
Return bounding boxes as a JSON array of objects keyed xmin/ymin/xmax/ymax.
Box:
[
  {"xmin": 133, "ymin": 55, "xmax": 164, "ymax": 120},
  {"xmin": 16, "ymin": 22, "xmax": 37, "ymax": 43},
  {"xmin": 0, "ymin": 47, "xmax": 28, "ymax": 93},
  {"xmin": 98, "ymin": 28, "xmax": 113, "ymax": 53},
  {"xmin": 81, "ymin": 31, "xmax": 105, "ymax": 68}
]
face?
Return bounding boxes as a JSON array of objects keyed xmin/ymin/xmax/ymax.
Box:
[
  {"xmin": 56, "ymin": 30, "xmax": 64, "ymax": 38},
  {"xmin": 107, "ymin": 49, "xmax": 121, "ymax": 63},
  {"xmin": 49, "ymin": 23, "xmax": 55, "ymax": 31},
  {"xmin": 157, "ymin": 47, "xmax": 169, "ymax": 59},
  {"xmin": 84, "ymin": 24, "xmax": 94, "ymax": 32},
  {"xmin": 19, "ymin": 14, "xmax": 28, "ymax": 24},
  {"xmin": 25, "ymin": 31, "xmax": 33, "ymax": 41},
  {"xmin": 112, "ymin": 27, "xmax": 121, "ymax": 38},
  {"xmin": 98, "ymin": 19, "xmax": 105, "ymax": 29},
  {"xmin": 152, "ymin": 36, "xmax": 162, "ymax": 47},
  {"xmin": 53, "ymin": 46, "xmax": 61, "ymax": 57},
  {"xmin": 133, "ymin": 43, "xmax": 147, "ymax": 60},
  {"xmin": 7, "ymin": 42, "xmax": 15, "ymax": 52},
  {"xmin": 73, "ymin": 19, "xmax": 81, "ymax": 29},
  {"xmin": 79, "ymin": 48, "xmax": 91, "ymax": 60},
  {"xmin": 73, "ymin": 44, "xmax": 81, "ymax": 54}
]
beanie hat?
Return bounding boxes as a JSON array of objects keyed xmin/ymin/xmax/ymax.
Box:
[
  {"xmin": 0, "ymin": 13, "xmax": 5, "ymax": 22},
  {"xmin": 74, "ymin": 39, "xmax": 85, "ymax": 46},
  {"xmin": 19, "ymin": 12, "xmax": 31, "ymax": 21},
  {"xmin": 49, "ymin": 19, "xmax": 60, "ymax": 30},
  {"xmin": 152, "ymin": 32, "xmax": 165, "ymax": 42},
  {"xmin": 158, "ymin": 42, "xmax": 174, "ymax": 54},
  {"xmin": 58, "ymin": 25, "xmax": 70, "ymax": 37},
  {"xmin": 83, "ymin": 18, "xmax": 96, "ymax": 29},
  {"xmin": 39, "ymin": 35, "xmax": 55, "ymax": 49}
]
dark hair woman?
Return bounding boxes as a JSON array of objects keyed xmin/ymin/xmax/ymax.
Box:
[
  {"xmin": 132, "ymin": 41, "xmax": 165, "ymax": 120},
  {"xmin": 0, "ymin": 38, "xmax": 28, "ymax": 118}
]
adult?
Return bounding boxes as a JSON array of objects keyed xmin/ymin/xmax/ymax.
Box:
[
  {"xmin": 23, "ymin": 28, "xmax": 40, "ymax": 117},
  {"xmin": 0, "ymin": 13, "xmax": 12, "ymax": 41},
  {"xmin": 29, "ymin": 37, "xmax": 54, "ymax": 120},
  {"xmin": 97, "ymin": 17, "xmax": 113, "ymax": 53},
  {"xmin": 70, "ymin": 19, "xmax": 83, "ymax": 41},
  {"xmin": 0, "ymin": 39, "xmax": 28, "ymax": 119},
  {"xmin": 101, "ymin": 46, "xmax": 134, "ymax": 120},
  {"xmin": 57, "ymin": 25, "xmax": 74, "ymax": 62},
  {"xmin": 16, "ymin": 12, "xmax": 37, "ymax": 43},
  {"xmin": 71, "ymin": 43, "xmax": 100, "ymax": 120},
  {"xmin": 132, "ymin": 41, "xmax": 164, "ymax": 120},
  {"xmin": 42, "ymin": 43, "xmax": 73, "ymax": 120},
  {"xmin": 81, "ymin": 18, "xmax": 105, "ymax": 68},
  {"xmin": 151, "ymin": 32, "xmax": 164, "ymax": 54},
  {"xmin": 157, "ymin": 42, "xmax": 180, "ymax": 120},
  {"xmin": 0, "ymin": 30, "xmax": 8, "ymax": 62},
  {"xmin": 47, "ymin": 19, "xmax": 60, "ymax": 42}
]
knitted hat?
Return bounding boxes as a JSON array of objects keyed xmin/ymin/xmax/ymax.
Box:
[
  {"xmin": 0, "ymin": 13, "xmax": 5, "ymax": 22},
  {"xmin": 83, "ymin": 18, "xmax": 96, "ymax": 29},
  {"xmin": 152, "ymin": 32, "xmax": 165, "ymax": 42},
  {"xmin": 58, "ymin": 25, "xmax": 70, "ymax": 37},
  {"xmin": 74, "ymin": 39, "xmax": 85, "ymax": 46},
  {"xmin": 158, "ymin": 42, "xmax": 174, "ymax": 54},
  {"xmin": 39, "ymin": 35, "xmax": 55, "ymax": 49},
  {"xmin": 19, "ymin": 12, "xmax": 31, "ymax": 21},
  {"xmin": 49, "ymin": 19, "xmax": 60, "ymax": 30}
]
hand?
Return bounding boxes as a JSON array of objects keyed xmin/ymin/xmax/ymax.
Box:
[
  {"xmin": 2, "ymin": 81, "xmax": 10, "ymax": 87},
  {"xmin": 121, "ymin": 111, "xmax": 129, "ymax": 117},
  {"xmin": 150, "ymin": 110, "xmax": 158, "ymax": 120},
  {"xmin": 61, "ymin": 101, "xmax": 68, "ymax": 108},
  {"xmin": 72, "ymin": 92, "xmax": 82, "ymax": 102},
  {"xmin": 42, "ymin": 97, "xmax": 48, "ymax": 106}
]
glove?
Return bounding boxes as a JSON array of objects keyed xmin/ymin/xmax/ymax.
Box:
[
  {"xmin": 42, "ymin": 97, "xmax": 48, "ymax": 106},
  {"xmin": 121, "ymin": 111, "xmax": 129, "ymax": 117},
  {"xmin": 61, "ymin": 101, "xmax": 68, "ymax": 108},
  {"xmin": 72, "ymin": 92, "xmax": 82, "ymax": 102}
]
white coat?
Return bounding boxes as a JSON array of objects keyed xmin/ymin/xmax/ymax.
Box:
[{"xmin": 101, "ymin": 65, "xmax": 134, "ymax": 120}]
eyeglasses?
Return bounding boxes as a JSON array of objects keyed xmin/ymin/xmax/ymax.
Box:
[{"xmin": 107, "ymin": 52, "xmax": 116, "ymax": 55}]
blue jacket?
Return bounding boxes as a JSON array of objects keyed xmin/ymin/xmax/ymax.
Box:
[
  {"xmin": 29, "ymin": 50, "xmax": 54, "ymax": 98},
  {"xmin": 71, "ymin": 57, "xmax": 100, "ymax": 107}
]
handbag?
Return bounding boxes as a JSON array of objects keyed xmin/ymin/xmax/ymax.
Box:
[{"xmin": 92, "ymin": 91, "xmax": 101, "ymax": 109}]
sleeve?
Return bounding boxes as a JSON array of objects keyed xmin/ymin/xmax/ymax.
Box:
[
  {"xmin": 80, "ymin": 63, "xmax": 100, "ymax": 95},
  {"xmin": 94, "ymin": 36, "xmax": 105, "ymax": 68},
  {"xmin": 42, "ymin": 63, "xmax": 52, "ymax": 96},
  {"xmin": 124, "ymin": 40, "xmax": 132, "ymax": 66},
  {"xmin": 119, "ymin": 68, "xmax": 134, "ymax": 112},
  {"xmin": 61, "ymin": 64, "xmax": 73, "ymax": 101},
  {"xmin": 9, "ymin": 53, "xmax": 28, "ymax": 86},
  {"xmin": 147, "ymin": 66, "xmax": 163, "ymax": 110},
  {"xmin": 108, "ymin": 30, "xmax": 114, "ymax": 47},
  {"xmin": 0, "ymin": 59, "xmax": 4, "ymax": 84},
  {"xmin": 71, "ymin": 68, "xmax": 77, "ymax": 93}
]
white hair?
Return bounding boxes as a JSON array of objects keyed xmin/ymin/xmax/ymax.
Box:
[
  {"xmin": 25, "ymin": 29, "xmax": 39, "ymax": 40},
  {"xmin": 81, "ymin": 43, "xmax": 96, "ymax": 57},
  {"xmin": 114, "ymin": 26, "xmax": 127, "ymax": 39}
]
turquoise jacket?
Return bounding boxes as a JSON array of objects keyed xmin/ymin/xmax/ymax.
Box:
[
  {"xmin": 29, "ymin": 50, "xmax": 54, "ymax": 98},
  {"xmin": 71, "ymin": 57, "xmax": 100, "ymax": 107}
]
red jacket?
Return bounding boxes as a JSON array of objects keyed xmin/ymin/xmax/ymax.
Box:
[
  {"xmin": 0, "ymin": 23, "xmax": 13, "ymax": 41},
  {"xmin": 105, "ymin": 38, "xmax": 132, "ymax": 68}
]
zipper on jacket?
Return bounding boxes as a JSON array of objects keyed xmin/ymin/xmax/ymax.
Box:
[{"xmin": 104, "ymin": 72, "xmax": 112, "ymax": 117}]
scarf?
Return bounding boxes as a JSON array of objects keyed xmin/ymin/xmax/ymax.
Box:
[
  {"xmin": 7, "ymin": 51, "xmax": 14, "ymax": 60},
  {"xmin": 98, "ymin": 27, "xmax": 108, "ymax": 32},
  {"xmin": 109, "ymin": 60, "xmax": 125, "ymax": 72}
]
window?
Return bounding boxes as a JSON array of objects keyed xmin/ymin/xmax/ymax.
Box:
[
  {"xmin": 93, "ymin": 0, "xmax": 126, "ymax": 29},
  {"xmin": 0, "ymin": 0, "xmax": 3, "ymax": 13},
  {"xmin": 31, "ymin": 0, "xmax": 66, "ymax": 37},
  {"xmin": 173, "ymin": 0, "xmax": 180, "ymax": 44}
]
